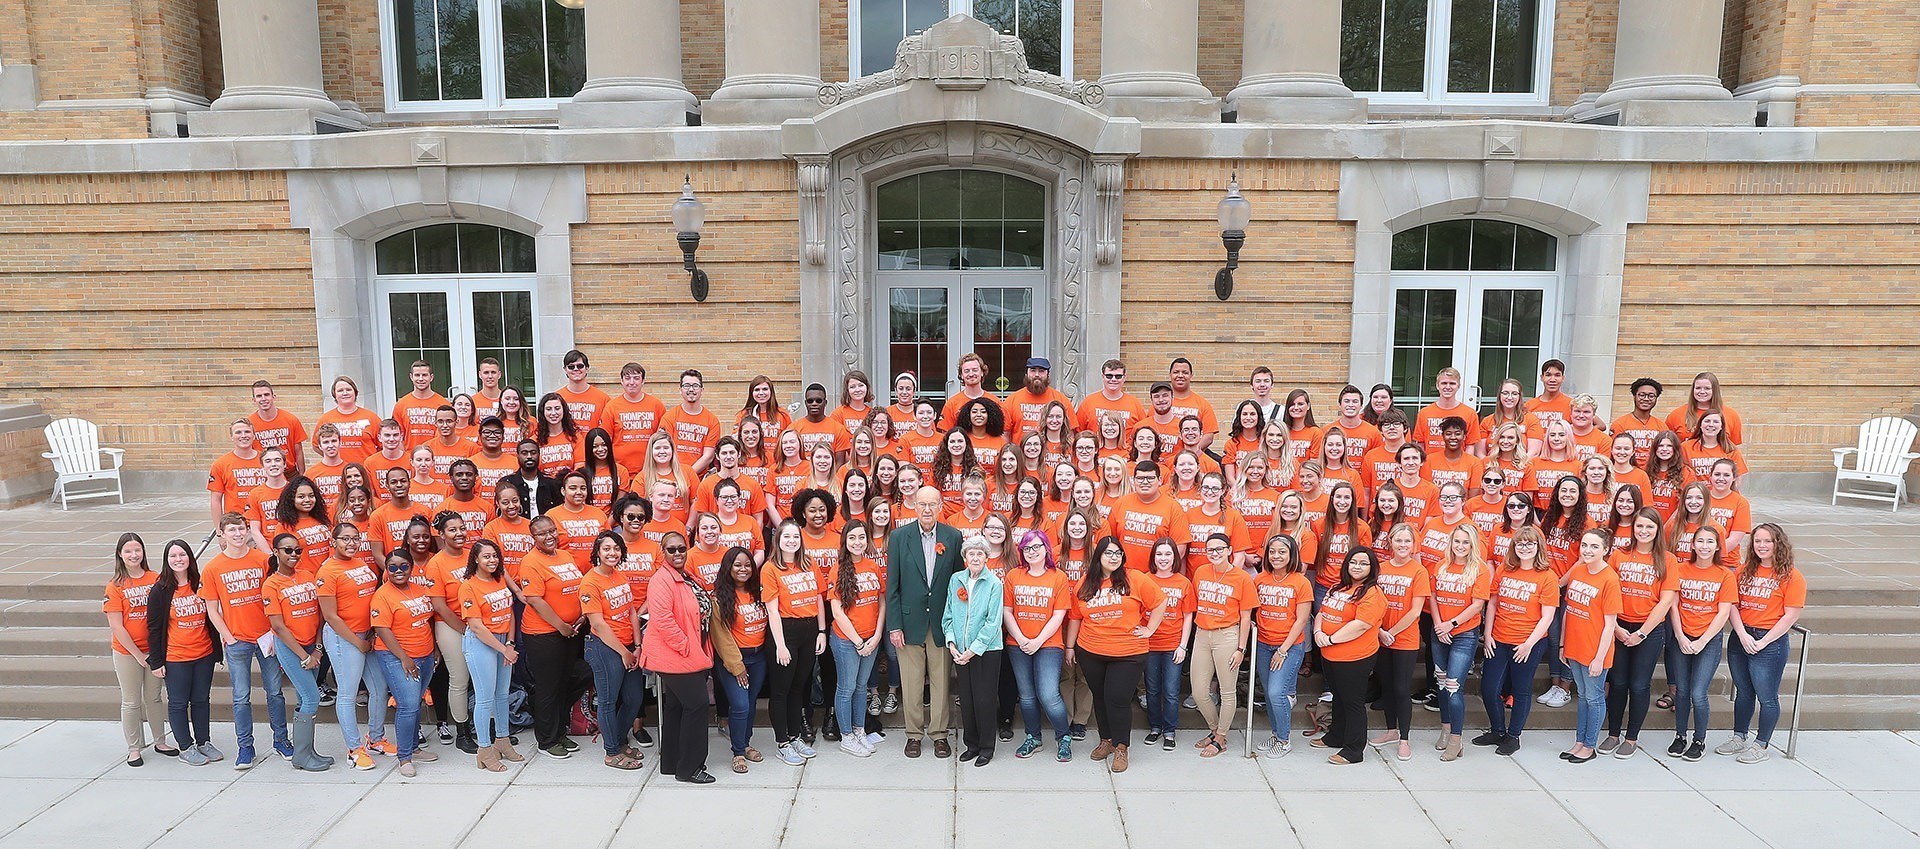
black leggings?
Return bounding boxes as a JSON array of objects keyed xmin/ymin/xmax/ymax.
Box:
[
  {"xmin": 165, "ymin": 653, "xmax": 216, "ymax": 747},
  {"xmin": 1376, "ymin": 647, "xmax": 1419, "ymax": 740},
  {"xmin": 1077, "ymin": 647, "xmax": 1144, "ymax": 747},
  {"xmin": 524, "ymin": 631, "xmax": 590, "ymax": 748},
  {"xmin": 768, "ymin": 617, "xmax": 819, "ymax": 744},
  {"xmin": 1325, "ymin": 654, "xmax": 1377, "ymax": 762},
  {"xmin": 657, "ymin": 671, "xmax": 711, "ymax": 779},
  {"xmin": 1606, "ymin": 620, "xmax": 1669, "ymax": 740}
]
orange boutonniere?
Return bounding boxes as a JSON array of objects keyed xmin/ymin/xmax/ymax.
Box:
[
  {"xmin": 957, "ymin": 586, "xmax": 970, "ymax": 602},
  {"xmin": 935, "ymin": 542, "xmax": 947, "ymax": 555}
]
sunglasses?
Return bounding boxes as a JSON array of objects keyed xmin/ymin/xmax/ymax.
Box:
[
  {"xmin": 277, "ymin": 546, "xmax": 301, "ymax": 554},
  {"xmin": 663, "ymin": 545, "xmax": 688, "ymax": 553},
  {"xmin": 1103, "ymin": 373, "xmax": 1124, "ymax": 380},
  {"xmin": 565, "ymin": 363, "xmax": 587, "ymax": 371}
]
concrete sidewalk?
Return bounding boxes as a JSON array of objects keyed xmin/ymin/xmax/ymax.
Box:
[{"xmin": 0, "ymin": 720, "xmax": 1916, "ymax": 849}]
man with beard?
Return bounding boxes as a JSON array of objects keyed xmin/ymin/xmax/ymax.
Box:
[
  {"xmin": 1000, "ymin": 357, "xmax": 1072, "ymax": 440},
  {"xmin": 1166, "ymin": 357, "xmax": 1218, "ymax": 452},
  {"xmin": 503, "ymin": 439, "xmax": 564, "ymax": 517}
]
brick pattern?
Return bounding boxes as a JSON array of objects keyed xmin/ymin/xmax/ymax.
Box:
[
  {"xmin": 1074, "ymin": 0, "xmax": 1100, "ymax": 81},
  {"xmin": 28, "ymin": 0, "xmax": 147, "ymax": 102},
  {"xmin": 133, "ymin": 0, "xmax": 210, "ymax": 100},
  {"xmin": 821, "ymin": 0, "xmax": 849, "ymax": 84},
  {"xmin": 683, "ymin": 0, "xmax": 726, "ymax": 97},
  {"xmin": 0, "ymin": 110, "xmax": 150, "ymax": 141},
  {"xmin": 0, "ymin": 427, "xmax": 54, "ymax": 508},
  {"xmin": 1803, "ymin": 0, "xmax": 1920, "ymax": 86},
  {"xmin": 1196, "ymin": 0, "xmax": 1241, "ymax": 98},
  {"xmin": 1797, "ymin": 93, "xmax": 1920, "ymax": 127},
  {"xmin": 1550, "ymin": 0, "xmax": 1618, "ymax": 107},
  {"xmin": 1621, "ymin": 162, "xmax": 1920, "ymax": 469},
  {"xmin": 0, "ymin": 171, "xmax": 312, "ymax": 471}
]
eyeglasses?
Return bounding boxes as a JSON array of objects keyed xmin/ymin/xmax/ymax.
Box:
[
  {"xmin": 663, "ymin": 545, "xmax": 688, "ymax": 553},
  {"xmin": 1515, "ymin": 541, "xmax": 1538, "ymax": 548},
  {"xmin": 564, "ymin": 363, "xmax": 587, "ymax": 371},
  {"xmin": 1021, "ymin": 543, "xmax": 1048, "ymax": 552},
  {"xmin": 1439, "ymin": 494, "xmax": 1463, "ymax": 502},
  {"xmin": 622, "ymin": 514, "xmax": 646, "ymax": 522},
  {"xmin": 1206, "ymin": 545, "xmax": 1231, "ymax": 554}
]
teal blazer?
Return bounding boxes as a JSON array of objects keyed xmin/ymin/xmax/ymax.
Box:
[
  {"xmin": 941, "ymin": 568, "xmax": 1005, "ymax": 658},
  {"xmin": 885, "ymin": 521, "xmax": 965, "ymax": 645}
]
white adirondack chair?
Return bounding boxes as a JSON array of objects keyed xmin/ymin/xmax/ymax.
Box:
[
  {"xmin": 1832, "ymin": 416, "xmax": 1920, "ymax": 512},
  {"xmin": 39, "ymin": 417, "xmax": 126, "ymax": 509}
]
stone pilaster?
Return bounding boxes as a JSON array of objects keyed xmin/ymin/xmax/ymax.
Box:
[{"xmin": 1228, "ymin": 0, "xmax": 1366, "ymax": 123}]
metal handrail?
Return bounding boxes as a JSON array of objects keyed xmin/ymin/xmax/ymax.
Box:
[{"xmin": 1787, "ymin": 623, "xmax": 1811, "ymax": 760}]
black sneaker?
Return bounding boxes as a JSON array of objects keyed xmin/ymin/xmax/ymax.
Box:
[
  {"xmin": 1161, "ymin": 733, "xmax": 1175, "ymax": 752},
  {"xmin": 1070, "ymin": 724, "xmax": 1088, "ymax": 741},
  {"xmin": 559, "ymin": 737, "xmax": 581, "ymax": 752},
  {"xmin": 822, "ymin": 725, "xmax": 842, "ymax": 743},
  {"xmin": 542, "ymin": 743, "xmax": 572, "ymax": 759},
  {"xmin": 1667, "ymin": 737, "xmax": 1689, "ymax": 758},
  {"xmin": 676, "ymin": 770, "xmax": 717, "ymax": 784},
  {"xmin": 998, "ymin": 724, "xmax": 1014, "ymax": 742},
  {"xmin": 1496, "ymin": 736, "xmax": 1521, "ymax": 756},
  {"xmin": 1471, "ymin": 731, "xmax": 1505, "ymax": 747},
  {"xmin": 1683, "ymin": 740, "xmax": 1705, "ymax": 761},
  {"xmin": 318, "ymin": 687, "xmax": 337, "ymax": 707},
  {"xmin": 633, "ymin": 726, "xmax": 654, "ymax": 747},
  {"xmin": 1144, "ymin": 730, "xmax": 1162, "ymax": 744},
  {"xmin": 437, "ymin": 723, "xmax": 454, "ymax": 744}
]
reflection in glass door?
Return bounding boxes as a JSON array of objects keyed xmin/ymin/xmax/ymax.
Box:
[
  {"xmin": 889, "ymin": 287, "xmax": 951, "ymax": 402},
  {"xmin": 879, "ymin": 272, "xmax": 1044, "ymax": 400}
]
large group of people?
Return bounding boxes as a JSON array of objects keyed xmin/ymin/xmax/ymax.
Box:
[{"xmin": 99, "ymin": 350, "xmax": 1805, "ymax": 782}]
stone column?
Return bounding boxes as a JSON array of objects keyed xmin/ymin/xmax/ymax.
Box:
[
  {"xmin": 1228, "ymin": 0, "xmax": 1366, "ymax": 122},
  {"xmin": 189, "ymin": 0, "xmax": 346, "ymax": 136},
  {"xmin": 1098, "ymin": 0, "xmax": 1219, "ymax": 122},
  {"xmin": 1591, "ymin": 0, "xmax": 1754, "ymax": 126},
  {"xmin": 558, "ymin": 0, "xmax": 698, "ymax": 127},
  {"xmin": 703, "ymin": 0, "xmax": 823, "ymax": 124}
]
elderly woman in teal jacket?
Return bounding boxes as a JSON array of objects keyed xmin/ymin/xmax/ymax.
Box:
[{"xmin": 943, "ymin": 537, "xmax": 1006, "ymax": 767}]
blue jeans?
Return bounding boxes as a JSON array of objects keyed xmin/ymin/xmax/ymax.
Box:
[
  {"xmin": 273, "ymin": 636, "xmax": 322, "ymax": 714},
  {"xmin": 829, "ymin": 633, "xmax": 881, "ymax": 736},
  {"xmin": 718, "ymin": 644, "xmax": 768, "ymax": 756},
  {"xmin": 1606, "ymin": 620, "xmax": 1668, "ymax": 741},
  {"xmin": 463, "ymin": 630, "xmax": 511, "ymax": 747},
  {"xmin": 1480, "ymin": 641, "xmax": 1544, "ymax": 738},
  {"xmin": 374, "ymin": 650, "xmax": 438, "ymax": 761},
  {"xmin": 1671, "ymin": 629, "xmax": 1726, "ymax": 742},
  {"xmin": 224, "ymin": 640, "xmax": 288, "ymax": 749},
  {"xmin": 866, "ymin": 638, "xmax": 901, "ymax": 688},
  {"xmin": 1143, "ymin": 650, "xmax": 1182, "ymax": 735},
  {"xmin": 164, "ymin": 654, "xmax": 215, "ymax": 747},
  {"xmin": 1256, "ymin": 640, "xmax": 1306, "ymax": 740},
  {"xmin": 1429, "ymin": 629, "xmax": 1481, "ymax": 736},
  {"xmin": 1007, "ymin": 646, "xmax": 1069, "ymax": 740},
  {"xmin": 1544, "ymin": 605, "xmax": 1570, "ymax": 681},
  {"xmin": 584, "ymin": 635, "xmax": 646, "ymax": 757},
  {"xmin": 1570, "ymin": 661, "xmax": 1609, "ymax": 747},
  {"xmin": 321, "ymin": 626, "xmax": 387, "ymax": 750},
  {"xmin": 1728, "ymin": 626, "xmax": 1790, "ymax": 747}
]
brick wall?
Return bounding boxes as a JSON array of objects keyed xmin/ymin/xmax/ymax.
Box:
[
  {"xmin": 1551, "ymin": 0, "xmax": 1618, "ymax": 106},
  {"xmin": 1118, "ymin": 159, "xmax": 1353, "ymax": 421},
  {"xmin": 574, "ymin": 162, "xmax": 804, "ymax": 402},
  {"xmin": 1736, "ymin": 0, "xmax": 1810, "ymax": 88},
  {"xmin": 0, "ymin": 172, "xmax": 315, "ymax": 472},
  {"xmin": 684, "ymin": 0, "xmax": 726, "ymax": 97},
  {"xmin": 1620, "ymin": 163, "xmax": 1920, "ymax": 470},
  {"xmin": 1196, "ymin": 0, "xmax": 1242, "ymax": 97}
]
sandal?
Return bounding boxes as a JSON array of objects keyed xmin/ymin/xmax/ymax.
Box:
[
  {"xmin": 1656, "ymin": 691, "xmax": 1676, "ymax": 711},
  {"xmin": 1199, "ymin": 736, "xmax": 1226, "ymax": 758},
  {"xmin": 732, "ymin": 755, "xmax": 749, "ymax": 774},
  {"xmin": 603, "ymin": 754, "xmax": 643, "ymax": 770}
]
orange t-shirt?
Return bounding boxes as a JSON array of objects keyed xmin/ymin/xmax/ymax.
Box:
[
  {"xmin": 1305, "ymin": 522, "xmax": 1372, "ymax": 588},
  {"xmin": 249, "ymin": 409, "xmax": 309, "ymax": 460},
  {"xmin": 1467, "ymin": 495, "xmax": 1506, "ymax": 536},
  {"xmin": 730, "ymin": 587, "xmax": 770, "ymax": 649},
  {"xmin": 1003, "ymin": 568, "xmax": 1072, "ymax": 649},
  {"xmin": 1417, "ymin": 514, "xmax": 1471, "ymax": 572},
  {"xmin": 481, "ymin": 515, "xmax": 535, "ymax": 581},
  {"xmin": 1490, "ymin": 568, "xmax": 1560, "ymax": 645},
  {"xmin": 940, "ymin": 389, "xmax": 998, "ymax": 431},
  {"xmin": 1375, "ymin": 557, "xmax": 1432, "ymax": 651},
  {"xmin": 1413, "ymin": 403, "xmax": 1483, "ymax": 456},
  {"xmin": 392, "ymin": 392, "xmax": 450, "ymax": 449},
  {"xmin": 1107, "ymin": 493, "xmax": 1191, "ymax": 571},
  {"xmin": 580, "ymin": 568, "xmax": 640, "ymax": 646},
  {"xmin": 693, "ymin": 473, "xmax": 770, "ymax": 519},
  {"xmin": 1285, "ymin": 426, "xmax": 1323, "ymax": 463},
  {"xmin": 1075, "ymin": 393, "xmax": 1148, "ymax": 434},
  {"xmin": 1331, "ymin": 421, "xmax": 1385, "ymax": 468},
  {"xmin": 1184, "ymin": 505, "xmax": 1253, "ymax": 572},
  {"xmin": 1070, "ymin": 577, "xmax": 1168, "ymax": 657},
  {"xmin": 1316, "ymin": 586, "xmax": 1387, "ymax": 662},
  {"xmin": 364, "ymin": 452, "xmax": 410, "ymax": 502},
  {"xmin": 1430, "ymin": 563, "xmax": 1493, "ymax": 636},
  {"xmin": 1525, "ymin": 457, "xmax": 1581, "ymax": 510},
  {"xmin": 459, "ymin": 575, "xmax": 516, "ymax": 635},
  {"xmin": 441, "ymin": 494, "xmax": 496, "ymax": 537},
  {"xmin": 200, "ymin": 550, "xmax": 272, "ymax": 643},
  {"xmin": 103, "ymin": 572, "xmax": 160, "ymax": 655},
  {"xmin": 605, "ymin": 393, "xmax": 667, "ymax": 470},
  {"xmin": 421, "ymin": 549, "xmax": 468, "ymax": 605},
  {"xmin": 261, "ymin": 570, "xmax": 323, "ymax": 646},
  {"xmin": 761, "ymin": 562, "xmax": 823, "ymax": 619},
  {"xmin": 792, "ymin": 417, "xmax": 853, "ymax": 458},
  {"xmin": 829, "ymin": 556, "xmax": 887, "ymax": 641},
  {"xmin": 1424, "ymin": 452, "xmax": 1484, "ymax": 495},
  {"xmin": 314, "ymin": 556, "xmax": 381, "ymax": 633},
  {"xmin": 160, "ymin": 587, "xmax": 213, "ymax": 662},
  {"xmin": 618, "ymin": 534, "xmax": 665, "ymax": 610},
  {"xmin": 1610, "ymin": 412, "xmax": 1664, "ymax": 467},
  {"xmin": 1395, "ymin": 478, "xmax": 1440, "ymax": 524},
  {"xmin": 1666, "ymin": 404, "xmax": 1745, "ymax": 445},
  {"xmin": 687, "ymin": 545, "xmax": 728, "ymax": 591},
  {"xmin": 1562, "ymin": 565, "xmax": 1623, "ymax": 667},
  {"xmin": 1001, "ymin": 388, "xmax": 1073, "ymax": 438},
  {"xmin": 518, "ymin": 548, "xmax": 585, "ymax": 635},
  {"xmin": 316, "ymin": 407, "xmax": 383, "ymax": 464},
  {"xmin": 1253, "ymin": 571, "xmax": 1312, "ymax": 647},
  {"xmin": 368, "ymin": 500, "xmax": 425, "ymax": 558},
  {"xmin": 1190, "ymin": 564, "xmax": 1257, "ymax": 631},
  {"xmin": 207, "ymin": 451, "xmax": 268, "ymax": 512},
  {"xmin": 558, "ymin": 385, "xmax": 612, "ymax": 433},
  {"xmin": 661, "ymin": 406, "xmax": 723, "ymax": 468},
  {"xmin": 1736, "ymin": 568, "xmax": 1806, "ymax": 631},
  {"xmin": 535, "ymin": 430, "xmax": 584, "ymax": 478},
  {"xmin": 469, "ymin": 451, "xmax": 518, "ymax": 500},
  {"xmin": 550, "ymin": 503, "xmax": 610, "ymax": 569},
  {"xmin": 425, "ymin": 437, "xmax": 474, "ymax": 478},
  {"xmin": 1671, "ymin": 559, "xmax": 1737, "ymax": 639},
  {"xmin": 1611, "ymin": 549, "xmax": 1676, "ymax": 624},
  {"xmin": 369, "ymin": 582, "xmax": 437, "ymax": 657},
  {"xmin": 1138, "ymin": 570, "xmax": 1194, "ymax": 652}
]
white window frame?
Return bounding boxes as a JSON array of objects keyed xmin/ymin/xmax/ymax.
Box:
[
  {"xmin": 373, "ymin": 272, "xmax": 544, "ymax": 409},
  {"xmin": 848, "ymin": 0, "xmax": 1074, "ymax": 80},
  {"xmin": 376, "ymin": 0, "xmax": 578, "ymax": 113},
  {"xmin": 874, "ymin": 269, "xmax": 1050, "ymax": 398},
  {"xmin": 1348, "ymin": 0, "xmax": 1556, "ymax": 108},
  {"xmin": 1386, "ymin": 266, "xmax": 1561, "ymax": 410}
]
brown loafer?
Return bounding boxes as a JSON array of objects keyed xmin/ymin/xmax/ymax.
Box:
[
  {"xmin": 1110, "ymin": 743, "xmax": 1129, "ymax": 773},
  {"xmin": 1328, "ymin": 753, "xmax": 1356, "ymax": 765},
  {"xmin": 933, "ymin": 738, "xmax": 952, "ymax": 759},
  {"xmin": 904, "ymin": 738, "xmax": 922, "ymax": 758},
  {"xmin": 1091, "ymin": 739, "xmax": 1115, "ymax": 761}
]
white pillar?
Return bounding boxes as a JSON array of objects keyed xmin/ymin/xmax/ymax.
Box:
[
  {"xmin": 559, "ymin": 0, "xmax": 698, "ymax": 127},
  {"xmin": 1592, "ymin": 0, "xmax": 1754, "ymax": 125},
  {"xmin": 703, "ymin": 0, "xmax": 823, "ymax": 124},
  {"xmin": 190, "ymin": 0, "xmax": 346, "ymax": 136},
  {"xmin": 1098, "ymin": 0, "xmax": 1219, "ymax": 122},
  {"xmin": 1228, "ymin": 0, "xmax": 1366, "ymax": 122}
]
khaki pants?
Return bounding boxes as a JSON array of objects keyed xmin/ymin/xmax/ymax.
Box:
[
  {"xmin": 898, "ymin": 635, "xmax": 953, "ymax": 740},
  {"xmin": 1190, "ymin": 625, "xmax": 1245, "ymax": 733},
  {"xmin": 1061, "ymin": 660, "xmax": 1094, "ymax": 725},
  {"xmin": 113, "ymin": 651, "xmax": 166, "ymax": 748},
  {"xmin": 433, "ymin": 621, "xmax": 471, "ymax": 723}
]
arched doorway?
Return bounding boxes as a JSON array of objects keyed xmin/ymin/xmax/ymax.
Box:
[
  {"xmin": 875, "ymin": 168, "xmax": 1049, "ymax": 399},
  {"xmin": 1387, "ymin": 218, "xmax": 1561, "ymax": 412}
]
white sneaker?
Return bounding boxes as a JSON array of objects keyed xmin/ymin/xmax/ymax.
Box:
[
  {"xmin": 1737, "ymin": 744, "xmax": 1771, "ymax": 764},
  {"xmin": 840, "ymin": 738, "xmax": 872, "ymax": 758},
  {"xmin": 1254, "ymin": 735, "xmax": 1279, "ymax": 754},
  {"xmin": 1547, "ymin": 687, "xmax": 1572, "ymax": 708},
  {"xmin": 1536, "ymin": 685, "xmax": 1568, "ymax": 707},
  {"xmin": 777, "ymin": 744, "xmax": 806, "ymax": 766},
  {"xmin": 793, "ymin": 739, "xmax": 819, "ymax": 759},
  {"xmin": 1318, "ymin": 691, "xmax": 1333, "ymax": 703},
  {"xmin": 1714, "ymin": 736, "xmax": 1751, "ymax": 756},
  {"xmin": 1265, "ymin": 739, "xmax": 1292, "ymax": 759}
]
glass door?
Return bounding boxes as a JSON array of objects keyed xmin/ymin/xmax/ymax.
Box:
[
  {"xmin": 1387, "ymin": 220, "xmax": 1559, "ymax": 414},
  {"xmin": 879, "ymin": 271, "xmax": 1044, "ymax": 401}
]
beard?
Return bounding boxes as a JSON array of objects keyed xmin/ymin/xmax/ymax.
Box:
[{"xmin": 1027, "ymin": 374, "xmax": 1049, "ymax": 394}]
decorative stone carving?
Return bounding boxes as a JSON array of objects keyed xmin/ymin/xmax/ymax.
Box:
[
  {"xmin": 1092, "ymin": 157, "xmax": 1124, "ymax": 266},
  {"xmin": 817, "ymin": 15, "xmax": 1104, "ymax": 107},
  {"xmin": 798, "ymin": 156, "xmax": 830, "ymax": 266}
]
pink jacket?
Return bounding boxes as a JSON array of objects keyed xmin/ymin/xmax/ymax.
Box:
[{"xmin": 640, "ymin": 566, "xmax": 711, "ymax": 674}]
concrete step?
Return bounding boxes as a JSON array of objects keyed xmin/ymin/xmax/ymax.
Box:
[
  {"xmin": 0, "ymin": 627, "xmax": 111, "ymax": 657},
  {"xmin": 0, "ymin": 599, "xmax": 106, "ymax": 628},
  {"xmin": 0, "ymin": 574, "xmax": 104, "ymax": 603},
  {"xmin": 1797, "ymin": 605, "xmax": 1920, "ymax": 635}
]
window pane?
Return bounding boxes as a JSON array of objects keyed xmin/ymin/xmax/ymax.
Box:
[
  {"xmin": 861, "ymin": 0, "xmax": 905, "ymax": 76},
  {"xmin": 502, "ymin": 229, "xmax": 536, "ymax": 272},
  {"xmin": 920, "ymin": 171, "xmax": 963, "ymax": 219},
  {"xmin": 544, "ymin": 0, "xmax": 586, "ymax": 96},
  {"xmin": 905, "ymin": 0, "xmax": 945, "ymax": 35},
  {"xmin": 413, "ymin": 223, "xmax": 461, "ymax": 273},
  {"xmin": 920, "ymin": 223, "xmax": 962, "ymax": 269},
  {"xmin": 376, "ymin": 231, "xmax": 417, "ymax": 275},
  {"xmin": 961, "ymin": 223, "xmax": 1002, "ymax": 268},
  {"xmin": 1514, "ymin": 224, "xmax": 1555, "ymax": 270},
  {"xmin": 976, "ymin": 0, "xmax": 1014, "ymax": 34},
  {"xmin": 1018, "ymin": 0, "xmax": 1064, "ymax": 75},
  {"xmin": 1004, "ymin": 178, "xmax": 1045, "ymax": 220},
  {"xmin": 878, "ymin": 222, "xmax": 918, "ymax": 270},
  {"xmin": 390, "ymin": 293, "xmax": 423, "ymax": 348},
  {"xmin": 1449, "ymin": 0, "xmax": 1538, "ymax": 93},
  {"xmin": 1340, "ymin": 0, "xmax": 1383, "ymax": 91},
  {"xmin": 1380, "ymin": 0, "xmax": 1428, "ymax": 91},
  {"xmin": 395, "ymin": 0, "xmax": 441, "ymax": 101},
  {"xmin": 1425, "ymin": 220, "xmax": 1472, "ymax": 270},
  {"xmin": 474, "ymin": 290, "xmax": 536, "ymax": 396},
  {"xmin": 437, "ymin": 0, "xmax": 483, "ymax": 100},
  {"xmin": 501, "ymin": 0, "xmax": 546, "ymax": 99},
  {"xmin": 975, "ymin": 288, "xmax": 1034, "ymax": 394},
  {"xmin": 504, "ymin": 290, "xmax": 535, "ymax": 347},
  {"xmin": 890, "ymin": 288, "xmax": 950, "ymax": 399},
  {"xmin": 961, "ymin": 170, "xmax": 1004, "ymax": 220},
  {"xmin": 877, "ymin": 179, "xmax": 917, "ymax": 220},
  {"xmin": 1002, "ymin": 221, "xmax": 1045, "ymax": 267},
  {"xmin": 1391, "ymin": 226, "xmax": 1426, "ymax": 270},
  {"xmin": 1491, "ymin": 0, "xmax": 1537, "ymax": 93},
  {"xmin": 1468, "ymin": 220, "xmax": 1516, "ymax": 271},
  {"xmin": 473, "ymin": 292, "xmax": 505, "ymax": 347},
  {"xmin": 457, "ymin": 223, "xmax": 503, "ymax": 273},
  {"xmin": 389, "ymin": 292, "xmax": 453, "ymax": 397},
  {"xmin": 1390, "ymin": 288, "xmax": 1455, "ymax": 402}
]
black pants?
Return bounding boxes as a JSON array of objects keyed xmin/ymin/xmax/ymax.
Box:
[
  {"xmin": 165, "ymin": 653, "xmax": 216, "ymax": 747},
  {"xmin": 957, "ymin": 650, "xmax": 1003, "ymax": 755},
  {"xmin": 811, "ymin": 631, "xmax": 837, "ymax": 727},
  {"xmin": 658, "ymin": 671, "xmax": 710, "ymax": 779},
  {"xmin": 1325, "ymin": 654, "xmax": 1377, "ymax": 762},
  {"xmin": 1376, "ymin": 647, "xmax": 1419, "ymax": 739},
  {"xmin": 427, "ymin": 654, "xmax": 451, "ymax": 725},
  {"xmin": 996, "ymin": 654, "xmax": 1018, "ymax": 728},
  {"xmin": 1078, "ymin": 648, "xmax": 1144, "ymax": 747},
  {"xmin": 524, "ymin": 631, "xmax": 591, "ymax": 748},
  {"xmin": 768, "ymin": 617, "xmax": 819, "ymax": 744},
  {"xmin": 1606, "ymin": 620, "xmax": 1669, "ymax": 740},
  {"xmin": 1415, "ymin": 612, "xmax": 1438, "ymax": 696}
]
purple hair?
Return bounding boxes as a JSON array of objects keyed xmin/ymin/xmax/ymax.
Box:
[{"xmin": 1016, "ymin": 528, "xmax": 1055, "ymax": 571}]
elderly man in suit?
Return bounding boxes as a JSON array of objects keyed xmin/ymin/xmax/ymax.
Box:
[{"xmin": 886, "ymin": 485, "xmax": 965, "ymax": 758}]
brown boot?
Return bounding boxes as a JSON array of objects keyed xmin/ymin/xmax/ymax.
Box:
[
  {"xmin": 493, "ymin": 739, "xmax": 524, "ymax": 763},
  {"xmin": 1441, "ymin": 736, "xmax": 1464, "ymax": 762},
  {"xmin": 1110, "ymin": 743, "xmax": 1129, "ymax": 773},
  {"xmin": 476, "ymin": 746, "xmax": 506, "ymax": 772},
  {"xmin": 1091, "ymin": 739, "xmax": 1115, "ymax": 761}
]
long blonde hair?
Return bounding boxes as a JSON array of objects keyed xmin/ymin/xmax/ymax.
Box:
[
  {"xmin": 1438, "ymin": 523, "xmax": 1485, "ymax": 588},
  {"xmin": 640, "ymin": 431, "xmax": 689, "ymax": 498}
]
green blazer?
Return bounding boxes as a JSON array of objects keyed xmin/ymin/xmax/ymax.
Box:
[{"xmin": 885, "ymin": 521, "xmax": 965, "ymax": 645}]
